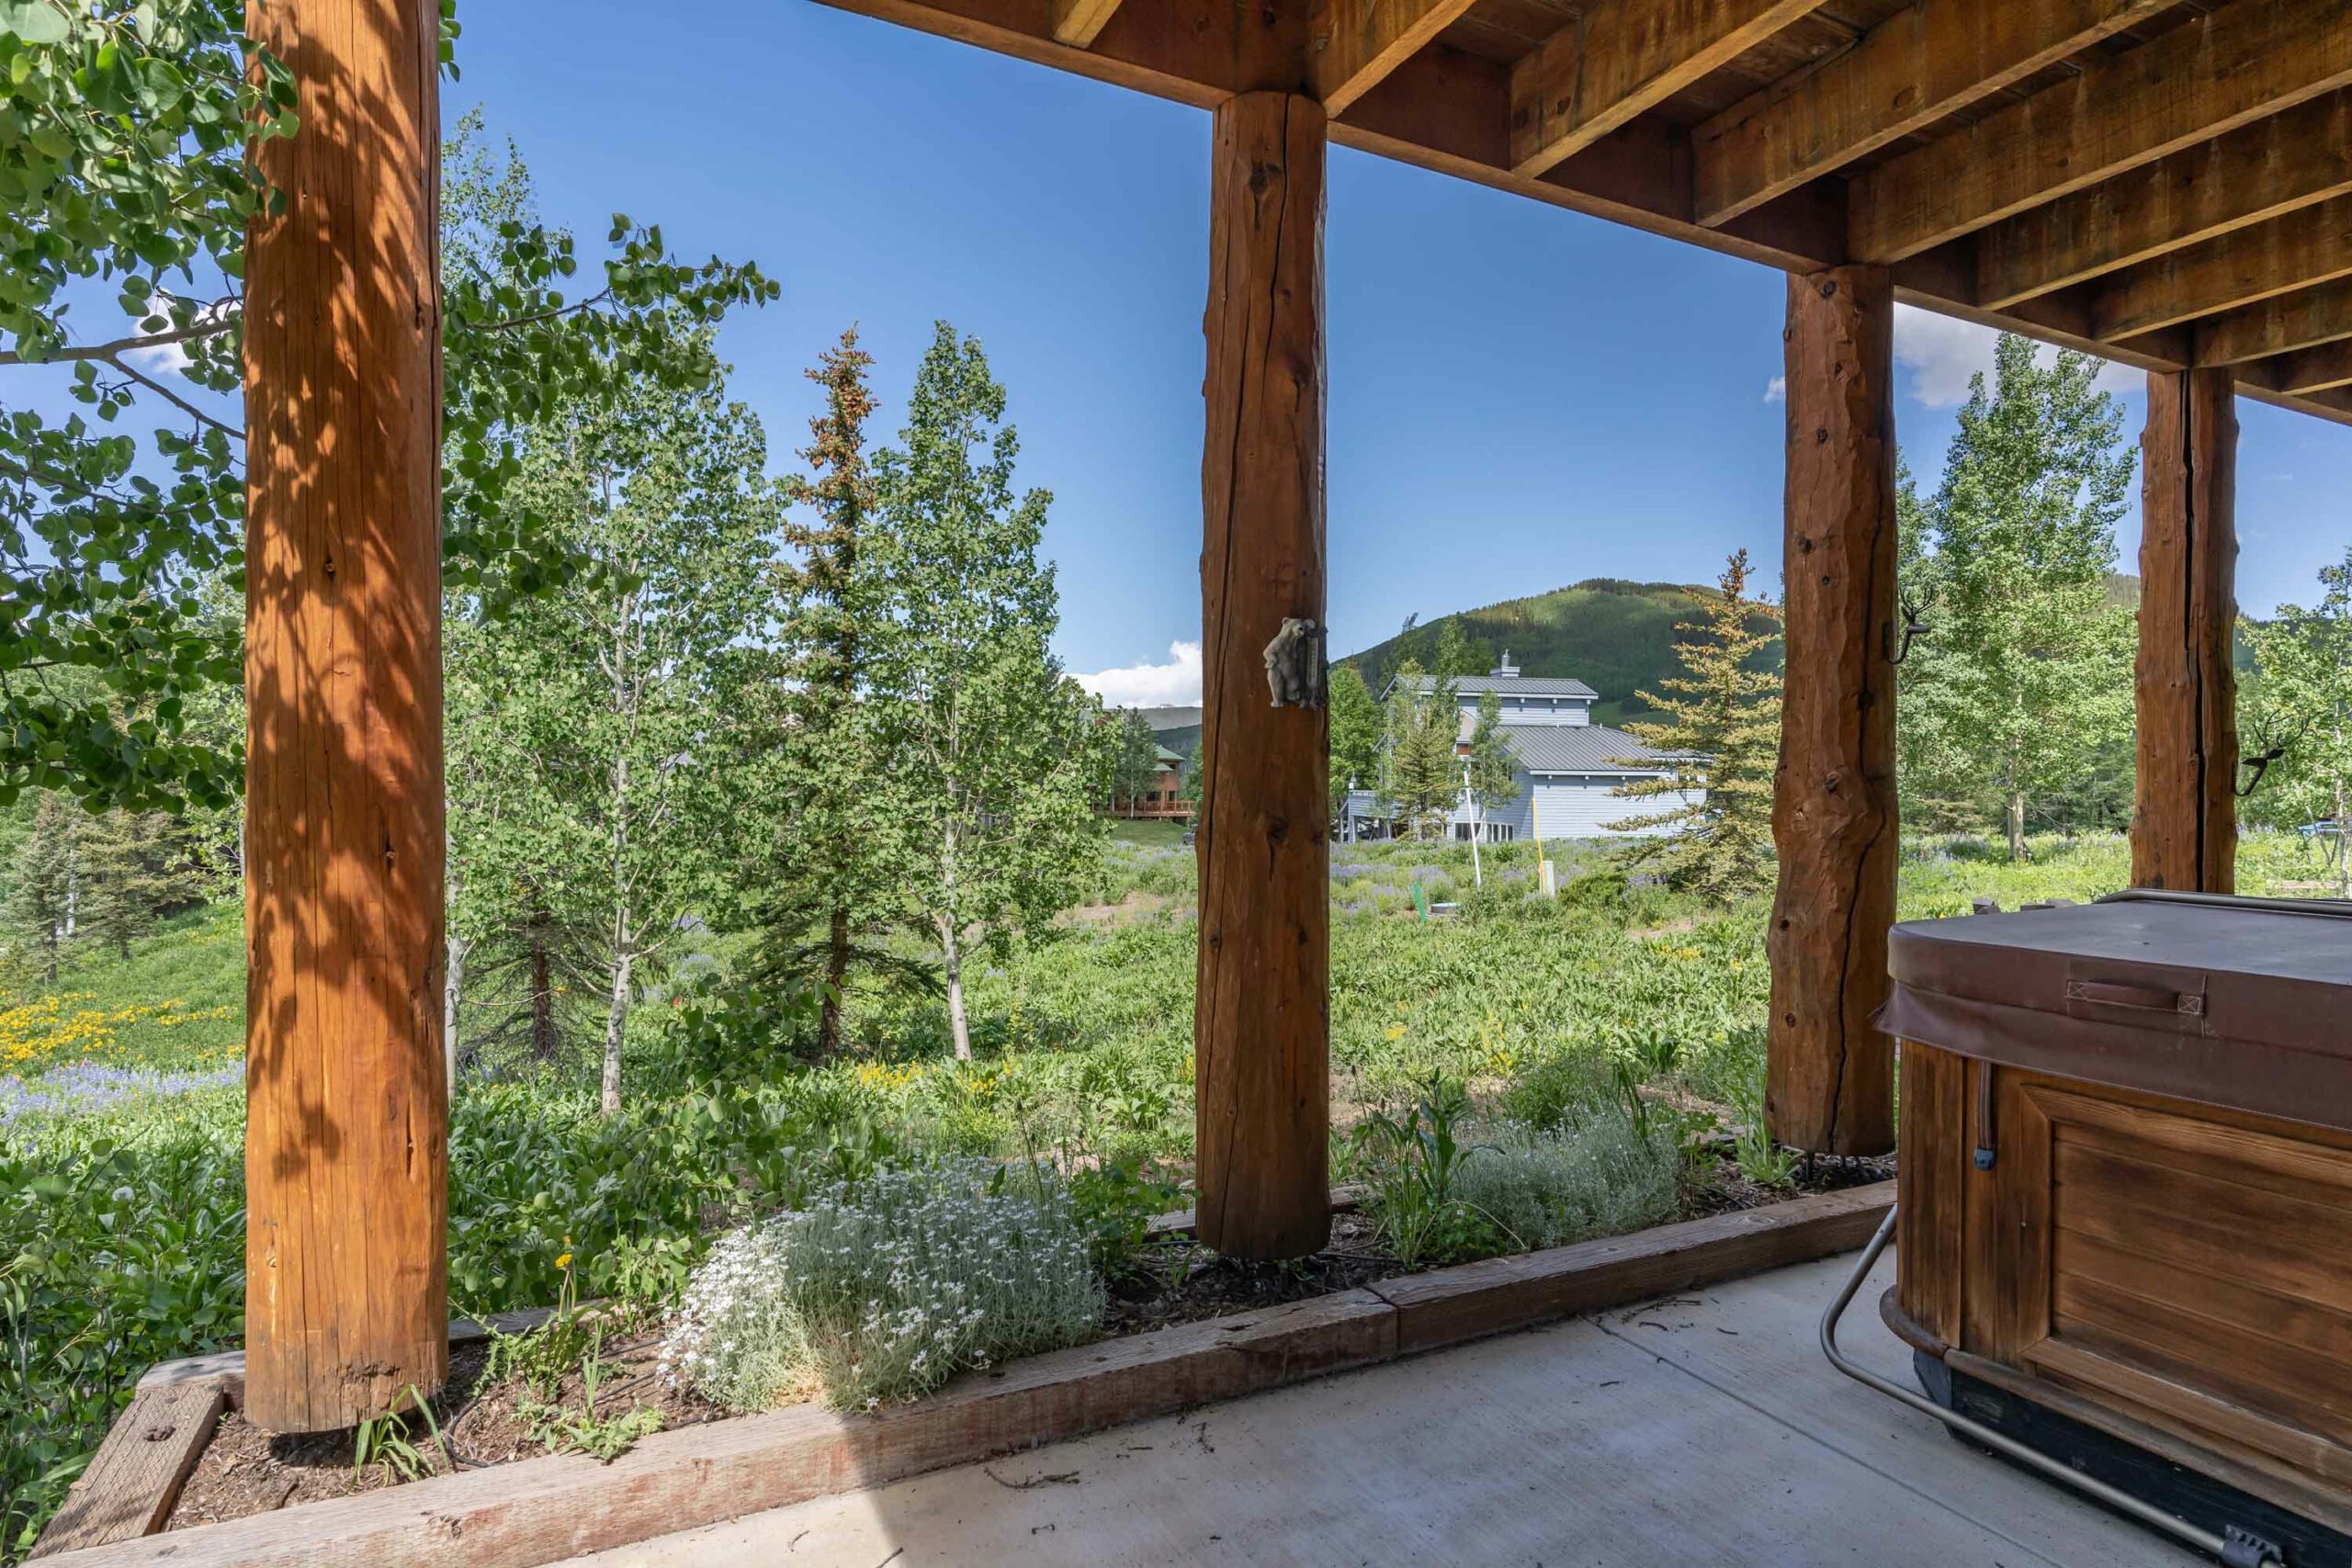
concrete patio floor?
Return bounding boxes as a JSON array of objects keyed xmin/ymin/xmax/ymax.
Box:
[{"xmin": 572, "ymin": 1248, "xmax": 2205, "ymax": 1566}]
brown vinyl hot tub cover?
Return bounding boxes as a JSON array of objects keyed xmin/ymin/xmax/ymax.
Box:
[{"xmin": 1878, "ymin": 891, "xmax": 2352, "ymax": 1132}]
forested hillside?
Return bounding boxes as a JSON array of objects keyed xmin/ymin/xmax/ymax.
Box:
[{"xmin": 1340, "ymin": 578, "xmax": 1781, "ymax": 728}]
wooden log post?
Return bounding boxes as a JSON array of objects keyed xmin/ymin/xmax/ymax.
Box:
[
  {"xmin": 243, "ymin": 0, "xmax": 449, "ymax": 1432},
  {"xmin": 2132, "ymin": 368, "xmax": 2240, "ymax": 893},
  {"xmin": 1768, "ymin": 265, "xmax": 1898, "ymax": 1159},
  {"xmin": 1195, "ymin": 91, "xmax": 1331, "ymax": 1261}
]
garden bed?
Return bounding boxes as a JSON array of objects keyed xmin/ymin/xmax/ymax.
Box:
[{"xmin": 34, "ymin": 1179, "xmax": 1893, "ymax": 1565}]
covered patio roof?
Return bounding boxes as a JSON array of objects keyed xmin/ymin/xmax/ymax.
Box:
[{"xmin": 817, "ymin": 0, "xmax": 2352, "ymax": 427}]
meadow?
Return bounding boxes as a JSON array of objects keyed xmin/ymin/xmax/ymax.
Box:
[{"xmin": 0, "ymin": 828, "xmax": 2330, "ymax": 1556}]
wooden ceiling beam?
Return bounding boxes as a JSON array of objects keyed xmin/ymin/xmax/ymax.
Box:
[
  {"xmin": 1313, "ymin": 0, "xmax": 1483, "ymax": 116},
  {"xmin": 1849, "ymin": 0, "xmax": 2352, "ymax": 265},
  {"xmin": 2248, "ymin": 337, "xmax": 2352, "ymax": 396},
  {"xmin": 1968, "ymin": 91, "xmax": 2352, "ymax": 310},
  {"xmin": 1694, "ymin": 0, "xmax": 2169, "ymax": 230},
  {"xmin": 2087, "ymin": 195, "xmax": 2352, "ymax": 342},
  {"xmin": 1507, "ymin": 0, "xmax": 1826, "ymax": 181},
  {"xmin": 1049, "ymin": 0, "xmax": 1123, "ymax": 49},
  {"xmin": 2194, "ymin": 275, "xmax": 2352, "ymax": 367}
]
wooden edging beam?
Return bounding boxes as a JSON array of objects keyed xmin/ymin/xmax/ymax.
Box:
[
  {"xmin": 35, "ymin": 1185, "xmax": 1894, "ymax": 1568},
  {"xmin": 1849, "ymin": 0, "xmax": 2352, "ymax": 265},
  {"xmin": 1693, "ymin": 0, "xmax": 2169, "ymax": 229},
  {"xmin": 27, "ymin": 1383, "xmax": 226, "ymax": 1560},
  {"xmin": 1507, "ymin": 0, "xmax": 1823, "ymax": 181},
  {"xmin": 2196, "ymin": 272, "xmax": 2352, "ymax": 367}
]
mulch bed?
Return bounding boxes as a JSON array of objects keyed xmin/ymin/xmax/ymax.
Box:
[
  {"xmin": 167, "ymin": 1328, "xmax": 723, "ymax": 1531},
  {"xmin": 161, "ymin": 1148, "xmax": 1884, "ymax": 1534}
]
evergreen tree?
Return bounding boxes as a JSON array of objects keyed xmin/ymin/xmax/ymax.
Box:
[
  {"xmin": 752, "ymin": 329, "xmax": 928, "ymax": 1058},
  {"xmin": 1328, "ymin": 664, "xmax": 1383, "ymax": 816},
  {"xmin": 8, "ymin": 793, "xmax": 74, "ymax": 983},
  {"xmin": 77, "ymin": 809, "xmax": 196, "ymax": 960},
  {"xmin": 1606, "ymin": 550, "xmax": 1781, "ymax": 903},
  {"xmin": 1383, "ymin": 660, "xmax": 1461, "ymax": 840},
  {"xmin": 1180, "ymin": 740, "xmax": 1204, "ymax": 810},
  {"xmin": 1897, "ymin": 334, "xmax": 2136, "ymax": 857},
  {"xmin": 867, "ymin": 324, "xmax": 1108, "ymax": 1062},
  {"xmin": 1431, "ymin": 617, "xmax": 1493, "ymax": 682}
]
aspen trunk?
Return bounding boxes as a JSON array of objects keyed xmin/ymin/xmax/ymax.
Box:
[
  {"xmin": 1767, "ymin": 265, "xmax": 1897, "ymax": 1160},
  {"xmin": 1194, "ymin": 92, "xmax": 1331, "ymax": 1260},
  {"xmin": 602, "ymin": 938, "xmax": 632, "ymax": 1116},
  {"xmin": 444, "ymin": 932, "xmax": 469, "ymax": 1102},
  {"xmin": 942, "ymin": 917, "xmax": 970, "ymax": 1063},
  {"xmin": 2006, "ymin": 792, "xmax": 2027, "ymax": 863},
  {"xmin": 242, "ymin": 0, "xmax": 447, "ymax": 1433},
  {"xmin": 2132, "ymin": 367, "xmax": 2239, "ymax": 893}
]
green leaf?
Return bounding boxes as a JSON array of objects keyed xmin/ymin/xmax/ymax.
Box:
[{"xmin": 0, "ymin": 0, "xmax": 67, "ymax": 45}]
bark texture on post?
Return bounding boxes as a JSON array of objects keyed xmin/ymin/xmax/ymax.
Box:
[
  {"xmin": 1768, "ymin": 265, "xmax": 1898, "ymax": 1159},
  {"xmin": 243, "ymin": 0, "xmax": 448, "ymax": 1432},
  {"xmin": 1195, "ymin": 91, "xmax": 1330, "ymax": 1262},
  {"xmin": 2132, "ymin": 368, "xmax": 2239, "ymax": 894}
]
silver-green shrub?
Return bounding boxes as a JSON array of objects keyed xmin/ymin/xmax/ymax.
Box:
[
  {"xmin": 1453, "ymin": 1111, "xmax": 1679, "ymax": 1254},
  {"xmin": 660, "ymin": 1163, "xmax": 1102, "ymax": 1413}
]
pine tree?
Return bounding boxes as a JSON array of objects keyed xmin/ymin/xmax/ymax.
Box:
[
  {"xmin": 1431, "ymin": 617, "xmax": 1492, "ymax": 682},
  {"xmin": 8, "ymin": 793, "xmax": 75, "ymax": 983},
  {"xmin": 1383, "ymin": 660, "xmax": 1461, "ymax": 840},
  {"xmin": 1605, "ymin": 550, "xmax": 1781, "ymax": 902},
  {"xmin": 753, "ymin": 328, "xmax": 926, "ymax": 1058},
  {"xmin": 78, "ymin": 809, "xmax": 195, "ymax": 960}
]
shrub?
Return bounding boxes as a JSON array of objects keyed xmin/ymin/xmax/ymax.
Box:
[
  {"xmin": 661, "ymin": 1162, "xmax": 1102, "ymax": 1414},
  {"xmin": 1453, "ymin": 1112, "xmax": 1680, "ymax": 1253},
  {"xmin": 1502, "ymin": 1047, "xmax": 1613, "ymax": 1132}
]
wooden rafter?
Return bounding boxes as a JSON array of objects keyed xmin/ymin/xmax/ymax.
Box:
[
  {"xmin": 1849, "ymin": 0, "xmax": 2352, "ymax": 265},
  {"xmin": 801, "ymin": 0, "xmax": 2352, "ymax": 429},
  {"xmin": 2251, "ymin": 337, "xmax": 2352, "ymax": 396},
  {"xmin": 2197, "ymin": 274, "xmax": 2352, "ymax": 367},
  {"xmin": 1050, "ymin": 0, "xmax": 1123, "ymax": 49},
  {"xmin": 1313, "ymin": 0, "xmax": 1482, "ymax": 115},
  {"xmin": 1694, "ymin": 0, "xmax": 2169, "ymax": 229},
  {"xmin": 1508, "ymin": 0, "xmax": 1825, "ymax": 181},
  {"xmin": 2088, "ymin": 195, "xmax": 2352, "ymax": 344},
  {"xmin": 1971, "ymin": 91, "xmax": 2352, "ymax": 310}
]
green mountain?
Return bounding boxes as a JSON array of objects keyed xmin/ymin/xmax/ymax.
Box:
[{"xmin": 1340, "ymin": 578, "xmax": 1781, "ymax": 729}]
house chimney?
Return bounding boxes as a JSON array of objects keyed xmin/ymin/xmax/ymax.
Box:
[{"xmin": 1491, "ymin": 649, "xmax": 1519, "ymax": 679}]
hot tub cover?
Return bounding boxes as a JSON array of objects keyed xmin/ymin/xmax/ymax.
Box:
[{"xmin": 1879, "ymin": 890, "xmax": 2352, "ymax": 1132}]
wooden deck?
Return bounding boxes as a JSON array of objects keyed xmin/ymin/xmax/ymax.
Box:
[{"xmin": 569, "ymin": 1248, "xmax": 2202, "ymax": 1566}]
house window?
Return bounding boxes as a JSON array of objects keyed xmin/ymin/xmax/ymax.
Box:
[{"xmin": 1453, "ymin": 822, "xmax": 1516, "ymax": 843}]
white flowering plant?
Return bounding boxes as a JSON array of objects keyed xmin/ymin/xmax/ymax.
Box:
[{"xmin": 660, "ymin": 1161, "xmax": 1102, "ymax": 1413}]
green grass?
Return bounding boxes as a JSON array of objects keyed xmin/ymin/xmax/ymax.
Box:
[
  {"xmin": 0, "ymin": 904, "xmax": 243, "ymax": 1076},
  {"xmin": 1107, "ymin": 818, "xmax": 1189, "ymax": 848}
]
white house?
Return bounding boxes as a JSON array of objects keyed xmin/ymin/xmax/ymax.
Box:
[{"xmin": 1343, "ymin": 655, "xmax": 1701, "ymax": 841}]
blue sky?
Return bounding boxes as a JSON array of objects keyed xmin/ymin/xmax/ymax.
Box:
[{"xmin": 63, "ymin": 3, "xmax": 2352, "ymax": 705}]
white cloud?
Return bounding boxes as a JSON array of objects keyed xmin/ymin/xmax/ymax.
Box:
[
  {"xmin": 1763, "ymin": 375, "xmax": 1786, "ymax": 404},
  {"xmin": 1894, "ymin": 303, "xmax": 2141, "ymax": 409},
  {"xmin": 1073, "ymin": 640, "xmax": 1202, "ymax": 708},
  {"xmin": 123, "ymin": 339, "xmax": 192, "ymax": 376}
]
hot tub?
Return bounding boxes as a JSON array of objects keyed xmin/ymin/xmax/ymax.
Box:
[{"xmin": 1881, "ymin": 891, "xmax": 2352, "ymax": 1560}]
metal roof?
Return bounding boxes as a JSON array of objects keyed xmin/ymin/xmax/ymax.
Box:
[
  {"xmin": 1500, "ymin": 724, "xmax": 1678, "ymax": 775},
  {"xmin": 1395, "ymin": 674, "xmax": 1599, "ymax": 698}
]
